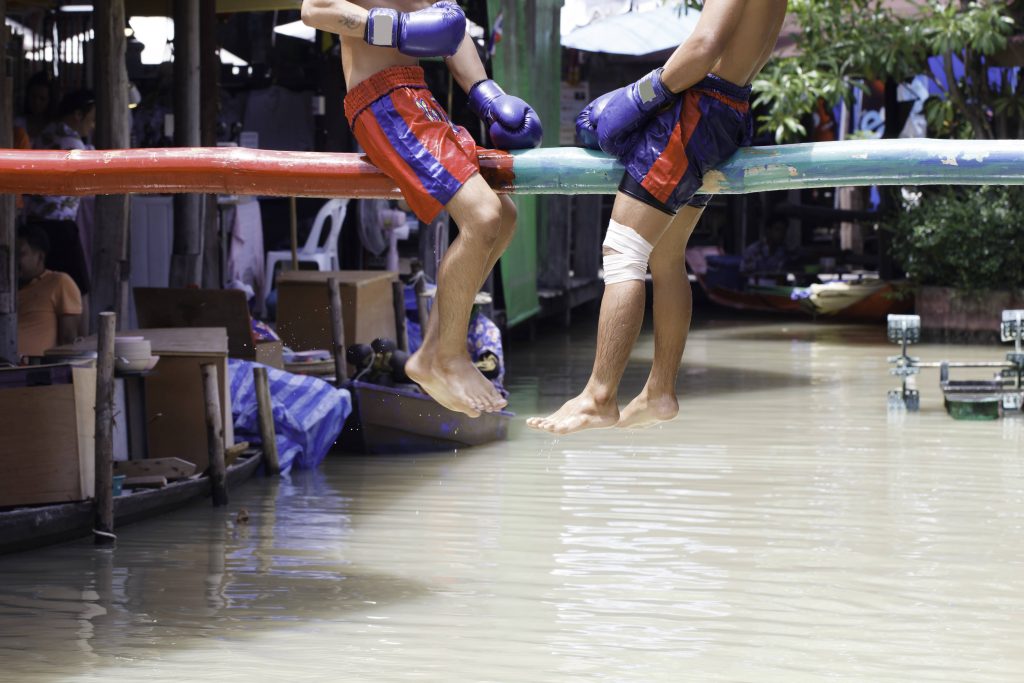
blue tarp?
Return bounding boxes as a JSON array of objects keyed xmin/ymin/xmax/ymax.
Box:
[{"xmin": 228, "ymin": 359, "xmax": 352, "ymax": 474}]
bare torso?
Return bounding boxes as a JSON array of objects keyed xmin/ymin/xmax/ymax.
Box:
[
  {"xmin": 341, "ymin": 0, "xmax": 435, "ymax": 88},
  {"xmin": 709, "ymin": 0, "xmax": 788, "ymax": 86}
]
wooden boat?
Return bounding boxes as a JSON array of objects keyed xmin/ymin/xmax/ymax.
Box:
[
  {"xmin": 0, "ymin": 451, "xmax": 261, "ymax": 555},
  {"xmin": 699, "ymin": 279, "xmax": 913, "ymax": 321},
  {"xmin": 341, "ymin": 380, "xmax": 512, "ymax": 454},
  {"xmin": 686, "ymin": 247, "xmax": 912, "ymax": 322}
]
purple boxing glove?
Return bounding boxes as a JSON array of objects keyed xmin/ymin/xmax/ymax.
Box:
[
  {"xmin": 468, "ymin": 79, "xmax": 544, "ymax": 150},
  {"xmin": 365, "ymin": 1, "xmax": 466, "ymax": 58},
  {"xmin": 596, "ymin": 67, "xmax": 678, "ymax": 156},
  {"xmin": 575, "ymin": 88, "xmax": 624, "ymax": 150}
]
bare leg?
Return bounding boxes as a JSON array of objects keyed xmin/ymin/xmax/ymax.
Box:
[
  {"xmin": 618, "ymin": 205, "xmax": 703, "ymax": 429},
  {"xmin": 527, "ymin": 194, "xmax": 675, "ymax": 435},
  {"xmin": 406, "ymin": 175, "xmax": 511, "ymax": 417}
]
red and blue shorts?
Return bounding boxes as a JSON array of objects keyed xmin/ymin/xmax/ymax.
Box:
[
  {"xmin": 619, "ymin": 73, "xmax": 753, "ymax": 215},
  {"xmin": 345, "ymin": 65, "xmax": 479, "ymax": 223}
]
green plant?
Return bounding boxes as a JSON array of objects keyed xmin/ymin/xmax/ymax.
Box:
[
  {"xmin": 752, "ymin": 0, "xmax": 1020, "ymax": 142},
  {"xmin": 889, "ymin": 186, "xmax": 1024, "ymax": 292}
]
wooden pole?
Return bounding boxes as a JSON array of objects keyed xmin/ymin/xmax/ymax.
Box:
[
  {"xmin": 170, "ymin": 0, "xmax": 203, "ymax": 288},
  {"xmin": 94, "ymin": 312, "xmax": 117, "ymax": 545},
  {"xmin": 289, "ymin": 196, "xmax": 299, "ymax": 270},
  {"xmin": 200, "ymin": 363, "xmax": 228, "ymax": 506},
  {"xmin": 94, "ymin": 0, "xmax": 131, "ymax": 333},
  {"xmin": 415, "ymin": 277, "xmax": 431, "ymax": 331},
  {"xmin": 327, "ymin": 277, "xmax": 346, "ymax": 384},
  {"xmin": 0, "ymin": 0, "xmax": 17, "ymax": 364},
  {"xmin": 392, "ymin": 280, "xmax": 409, "ymax": 352},
  {"xmin": 200, "ymin": 0, "xmax": 220, "ymax": 289},
  {"xmin": 252, "ymin": 366, "xmax": 280, "ymax": 476}
]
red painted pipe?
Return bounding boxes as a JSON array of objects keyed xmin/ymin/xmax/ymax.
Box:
[{"xmin": 0, "ymin": 147, "xmax": 516, "ymax": 197}]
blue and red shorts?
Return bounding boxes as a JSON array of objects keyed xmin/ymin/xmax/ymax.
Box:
[
  {"xmin": 619, "ymin": 73, "xmax": 753, "ymax": 215},
  {"xmin": 345, "ymin": 66, "xmax": 479, "ymax": 223}
]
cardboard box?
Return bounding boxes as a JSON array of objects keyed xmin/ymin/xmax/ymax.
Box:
[
  {"xmin": 276, "ymin": 270, "xmax": 398, "ymax": 354},
  {"xmin": 0, "ymin": 366, "xmax": 96, "ymax": 506}
]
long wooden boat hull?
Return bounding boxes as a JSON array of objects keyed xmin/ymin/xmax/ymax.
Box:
[
  {"xmin": 700, "ymin": 281, "xmax": 912, "ymax": 321},
  {"xmin": 0, "ymin": 453, "xmax": 261, "ymax": 556},
  {"xmin": 342, "ymin": 381, "xmax": 512, "ymax": 454}
]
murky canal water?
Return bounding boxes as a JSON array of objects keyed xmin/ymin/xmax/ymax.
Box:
[{"xmin": 1, "ymin": 318, "xmax": 1022, "ymax": 682}]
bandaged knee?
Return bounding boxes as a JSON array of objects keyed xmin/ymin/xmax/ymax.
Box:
[{"xmin": 602, "ymin": 219, "xmax": 654, "ymax": 285}]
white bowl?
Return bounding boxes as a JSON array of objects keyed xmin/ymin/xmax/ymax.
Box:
[{"xmin": 115, "ymin": 357, "xmax": 151, "ymax": 373}]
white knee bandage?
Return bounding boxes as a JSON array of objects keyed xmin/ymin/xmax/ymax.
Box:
[{"xmin": 603, "ymin": 219, "xmax": 654, "ymax": 285}]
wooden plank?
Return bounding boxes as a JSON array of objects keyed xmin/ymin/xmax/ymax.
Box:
[
  {"xmin": 114, "ymin": 457, "xmax": 197, "ymax": 481},
  {"xmin": 122, "ymin": 475, "xmax": 167, "ymax": 489},
  {"xmin": 47, "ymin": 327, "xmax": 229, "ymax": 357},
  {"xmin": 0, "ymin": 385, "xmax": 85, "ymax": 506},
  {"xmin": 144, "ymin": 355, "xmax": 228, "ymax": 470},
  {"xmin": 133, "ymin": 288, "xmax": 255, "ymax": 358},
  {"xmin": 275, "ymin": 270, "xmax": 397, "ymax": 286}
]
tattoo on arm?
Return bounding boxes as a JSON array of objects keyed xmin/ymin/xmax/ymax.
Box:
[{"xmin": 339, "ymin": 11, "xmax": 360, "ymax": 30}]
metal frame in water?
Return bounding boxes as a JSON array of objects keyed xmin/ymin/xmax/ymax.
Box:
[{"xmin": 886, "ymin": 311, "xmax": 1024, "ymax": 419}]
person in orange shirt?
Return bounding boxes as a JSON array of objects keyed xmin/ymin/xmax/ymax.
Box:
[{"xmin": 16, "ymin": 224, "xmax": 82, "ymax": 361}]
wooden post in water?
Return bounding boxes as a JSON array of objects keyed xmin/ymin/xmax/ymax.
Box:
[
  {"xmin": 0, "ymin": 0, "xmax": 17, "ymax": 364},
  {"xmin": 200, "ymin": 363, "xmax": 228, "ymax": 506},
  {"xmin": 392, "ymin": 280, "xmax": 409, "ymax": 352},
  {"xmin": 252, "ymin": 366, "xmax": 280, "ymax": 476},
  {"xmin": 327, "ymin": 277, "xmax": 346, "ymax": 384},
  {"xmin": 94, "ymin": 312, "xmax": 117, "ymax": 545}
]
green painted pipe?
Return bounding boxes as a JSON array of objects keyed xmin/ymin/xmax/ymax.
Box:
[{"xmin": 509, "ymin": 139, "xmax": 1024, "ymax": 195}]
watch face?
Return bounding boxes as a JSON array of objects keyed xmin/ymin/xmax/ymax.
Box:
[
  {"xmin": 372, "ymin": 13, "xmax": 396, "ymax": 46},
  {"xmin": 638, "ymin": 75, "xmax": 658, "ymax": 105}
]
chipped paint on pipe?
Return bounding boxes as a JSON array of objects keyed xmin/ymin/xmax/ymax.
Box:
[{"xmin": 1, "ymin": 139, "xmax": 1023, "ymax": 198}]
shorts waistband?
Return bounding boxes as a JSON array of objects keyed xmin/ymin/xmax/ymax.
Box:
[
  {"xmin": 694, "ymin": 73, "xmax": 751, "ymax": 104},
  {"xmin": 345, "ymin": 65, "xmax": 428, "ymax": 125}
]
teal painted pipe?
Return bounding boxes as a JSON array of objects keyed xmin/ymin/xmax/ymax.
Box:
[{"xmin": 508, "ymin": 139, "xmax": 1024, "ymax": 195}]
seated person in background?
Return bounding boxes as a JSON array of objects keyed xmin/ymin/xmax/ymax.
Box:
[
  {"xmin": 740, "ymin": 219, "xmax": 790, "ymax": 276},
  {"xmin": 24, "ymin": 89, "xmax": 96, "ymax": 332},
  {"xmin": 16, "ymin": 224, "xmax": 82, "ymax": 361}
]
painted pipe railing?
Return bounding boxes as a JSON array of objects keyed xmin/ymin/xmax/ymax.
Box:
[{"xmin": 1, "ymin": 139, "xmax": 1023, "ymax": 198}]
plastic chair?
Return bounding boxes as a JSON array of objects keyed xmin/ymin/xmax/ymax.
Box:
[{"xmin": 263, "ymin": 198, "xmax": 348, "ymax": 304}]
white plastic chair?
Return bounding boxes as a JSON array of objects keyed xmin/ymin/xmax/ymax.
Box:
[{"xmin": 264, "ymin": 198, "xmax": 349, "ymax": 302}]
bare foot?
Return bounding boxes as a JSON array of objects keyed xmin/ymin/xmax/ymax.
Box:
[
  {"xmin": 616, "ymin": 391, "xmax": 679, "ymax": 429},
  {"xmin": 526, "ymin": 391, "xmax": 619, "ymax": 435},
  {"xmin": 406, "ymin": 349, "xmax": 506, "ymax": 418}
]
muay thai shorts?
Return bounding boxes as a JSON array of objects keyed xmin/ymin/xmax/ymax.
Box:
[
  {"xmin": 618, "ymin": 73, "xmax": 753, "ymax": 215},
  {"xmin": 345, "ymin": 65, "xmax": 479, "ymax": 223}
]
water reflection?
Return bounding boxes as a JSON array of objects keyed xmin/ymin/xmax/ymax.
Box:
[{"xmin": 0, "ymin": 319, "xmax": 1021, "ymax": 682}]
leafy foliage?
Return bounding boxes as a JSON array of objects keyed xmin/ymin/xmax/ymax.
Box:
[
  {"xmin": 753, "ymin": 0, "xmax": 1019, "ymax": 142},
  {"xmin": 889, "ymin": 186, "xmax": 1024, "ymax": 291}
]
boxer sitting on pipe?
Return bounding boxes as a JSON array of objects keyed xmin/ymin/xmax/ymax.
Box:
[
  {"xmin": 529, "ymin": 0, "xmax": 788, "ymax": 435},
  {"xmin": 301, "ymin": 1, "xmax": 542, "ymax": 418}
]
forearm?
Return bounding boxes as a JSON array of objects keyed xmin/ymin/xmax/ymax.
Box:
[
  {"xmin": 300, "ymin": 0, "xmax": 368, "ymax": 37},
  {"xmin": 58, "ymin": 316, "xmax": 80, "ymax": 345},
  {"xmin": 444, "ymin": 33, "xmax": 485, "ymax": 94}
]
